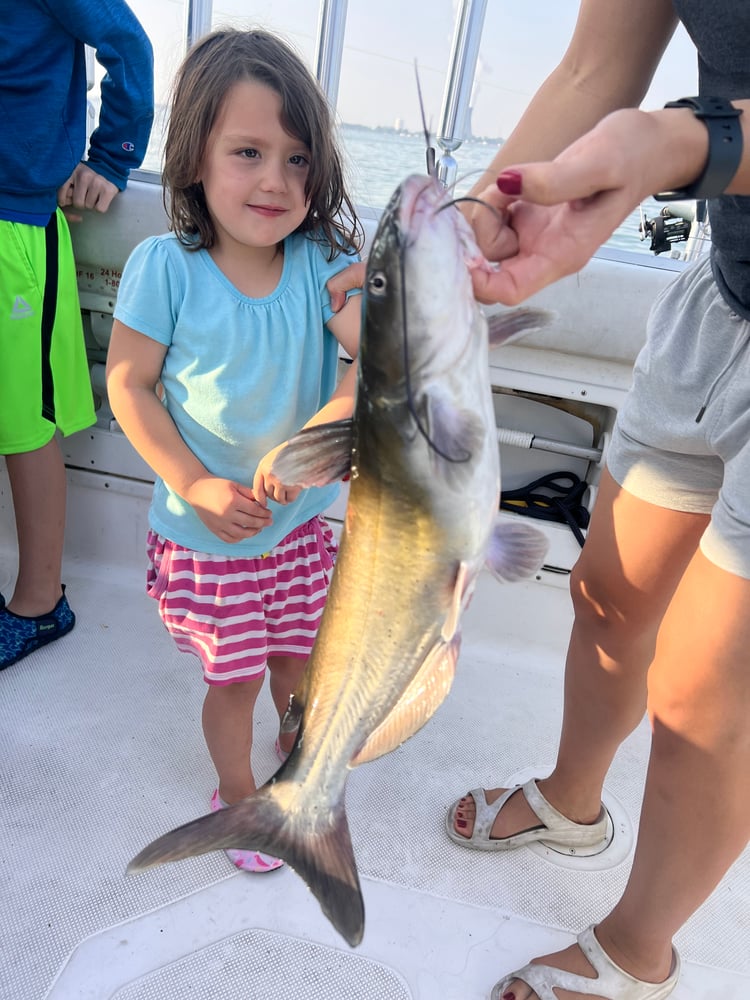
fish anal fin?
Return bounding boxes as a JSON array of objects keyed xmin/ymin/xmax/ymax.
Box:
[
  {"xmin": 351, "ymin": 637, "xmax": 460, "ymax": 766},
  {"xmin": 485, "ymin": 517, "xmax": 549, "ymax": 582},
  {"xmin": 128, "ymin": 782, "xmax": 365, "ymax": 947},
  {"xmin": 271, "ymin": 419, "xmax": 354, "ymax": 487}
]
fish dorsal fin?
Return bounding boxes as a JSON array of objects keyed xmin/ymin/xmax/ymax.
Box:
[
  {"xmin": 271, "ymin": 419, "xmax": 353, "ymax": 487},
  {"xmin": 425, "ymin": 389, "xmax": 484, "ymax": 465},
  {"xmin": 350, "ymin": 636, "xmax": 461, "ymax": 766},
  {"xmin": 485, "ymin": 516, "xmax": 549, "ymax": 582},
  {"xmin": 486, "ymin": 307, "xmax": 554, "ymax": 348}
]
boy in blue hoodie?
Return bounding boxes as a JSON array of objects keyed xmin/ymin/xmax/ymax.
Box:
[{"xmin": 0, "ymin": 0, "xmax": 154, "ymax": 668}]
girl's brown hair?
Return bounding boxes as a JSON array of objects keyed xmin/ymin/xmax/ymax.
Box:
[{"xmin": 163, "ymin": 29, "xmax": 363, "ymax": 259}]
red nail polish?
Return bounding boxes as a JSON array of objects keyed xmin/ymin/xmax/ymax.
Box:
[
  {"xmin": 496, "ymin": 170, "xmax": 522, "ymax": 196},
  {"xmin": 502, "ymin": 992, "xmax": 516, "ymax": 1000}
]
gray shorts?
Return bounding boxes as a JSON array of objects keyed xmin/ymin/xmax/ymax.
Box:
[{"xmin": 608, "ymin": 253, "xmax": 750, "ymax": 579}]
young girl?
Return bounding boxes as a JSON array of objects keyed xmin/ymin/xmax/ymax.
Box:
[{"xmin": 106, "ymin": 29, "xmax": 362, "ymax": 873}]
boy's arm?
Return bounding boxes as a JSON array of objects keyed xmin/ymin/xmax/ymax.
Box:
[{"xmin": 54, "ymin": 0, "xmax": 155, "ymax": 190}]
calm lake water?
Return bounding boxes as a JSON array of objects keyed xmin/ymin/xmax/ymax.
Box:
[{"xmin": 338, "ymin": 124, "xmax": 664, "ymax": 257}]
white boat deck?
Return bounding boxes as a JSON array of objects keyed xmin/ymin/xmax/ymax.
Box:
[{"xmin": 1, "ymin": 464, "xmax": 748, "ymax": 1000}]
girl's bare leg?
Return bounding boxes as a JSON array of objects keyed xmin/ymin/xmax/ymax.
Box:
[{"xmin": 202, "ymin": 676, "xmax": 263, "ymax": 804}]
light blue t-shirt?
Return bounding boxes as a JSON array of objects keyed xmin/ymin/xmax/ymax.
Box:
[{"xmin": 113, "ymin": 230, "xmax": 359, "ymax": 556}]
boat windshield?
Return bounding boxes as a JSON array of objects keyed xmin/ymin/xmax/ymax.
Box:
[{"xmin": 88, "ymin": 0, "xmax": 701, "ymax": 258}]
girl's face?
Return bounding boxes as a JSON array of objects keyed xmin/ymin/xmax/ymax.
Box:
[{"xmin": 198, "ymin": 79, "xmax": 311, "ymax": 254}]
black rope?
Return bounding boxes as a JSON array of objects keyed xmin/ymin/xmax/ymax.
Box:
[{"xmin": 500, "ymin": 471, "xmax": 590, "ymax": 547}]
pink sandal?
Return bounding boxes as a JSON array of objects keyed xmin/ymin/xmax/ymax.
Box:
[{"xmin": 209, "ymin": 790, "xmax": 283, "ymax": 873}]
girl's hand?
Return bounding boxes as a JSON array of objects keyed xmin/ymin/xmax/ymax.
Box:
[
  {"xmin": 184, "ymin": 475, "xmax": 273, "ymax": 542},
  {"xmin": 253, "ymin": 443, "xmax": 304, "ymax": 507},
  {"xmin": 327, "ymin": 260, "xmax": 366, "ymax": 312}
]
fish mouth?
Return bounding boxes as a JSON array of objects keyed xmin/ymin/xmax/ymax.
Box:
[{"xmin": 395, "ymin": 175, "xmax": 444, "ymax": 244}]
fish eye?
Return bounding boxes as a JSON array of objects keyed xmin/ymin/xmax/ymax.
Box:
[{"xmin": 367, "ymin": 271, "xmax": 387, "ymax": 297}]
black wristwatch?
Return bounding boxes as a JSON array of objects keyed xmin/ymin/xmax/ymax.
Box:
[{"xmin": 654, "ymin": 96, "xmax": 743, "ymax": 202}]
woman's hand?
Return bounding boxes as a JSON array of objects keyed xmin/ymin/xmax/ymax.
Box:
[
  {"xmin": 468, "ymin": 107, "xmax": 708, "ymax": 305},
  {"xmin": 185, "ymin": 475, "xmax": 273, "ymax": 542}
]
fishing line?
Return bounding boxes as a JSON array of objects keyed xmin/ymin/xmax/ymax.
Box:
[
  {"xmin": 413, "ymin": 60, "xmax": 436, "ymax": 178},
  {"xmin": 437, "ymin": 195, "xmax": 503, "ymax": 223},
  {"xmin": 447, "ymin": 168, "xmax": 487, "ymax": 193}
]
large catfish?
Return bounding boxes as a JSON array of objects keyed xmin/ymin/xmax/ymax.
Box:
[{"xmin": 128, "ymin": 174, "xmax": 550, "ymax": 946}]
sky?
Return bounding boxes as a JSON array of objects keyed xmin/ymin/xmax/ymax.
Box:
[{"xmin": 124, "ymin": 0, "xmax": 698, "ymax": 141}]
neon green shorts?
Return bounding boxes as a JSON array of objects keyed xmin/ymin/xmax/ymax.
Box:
[{"xmin": 0, "ymin": 210, "xmax": 96, "ymax": 454}]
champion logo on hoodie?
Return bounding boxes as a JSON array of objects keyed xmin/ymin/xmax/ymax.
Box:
[{"xmin": 121, "ymin": 141, "xmax": 135, "ymax": 152}]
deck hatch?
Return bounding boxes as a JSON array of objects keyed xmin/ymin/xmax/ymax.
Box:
[{"xmin": 110, "ymin": 929, "xmax": 410, "ymax": 999}]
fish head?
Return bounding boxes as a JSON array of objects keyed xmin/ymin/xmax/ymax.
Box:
[{"xmin": 361, "ymin": 173, "xmax": 483, "ymax": 393}]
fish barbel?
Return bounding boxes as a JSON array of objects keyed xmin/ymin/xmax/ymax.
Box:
[{"xmin": 128, "ymin": 174, "xmax": 550, "ymax": 946}]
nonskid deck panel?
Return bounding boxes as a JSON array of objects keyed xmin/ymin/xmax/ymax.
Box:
[{"xmin": 1, "ymin": 555, "xmax": 748, "ymax": 999}]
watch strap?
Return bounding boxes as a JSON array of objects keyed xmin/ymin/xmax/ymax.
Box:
[{"xmin": 654, "ymin": 96, "xmax": 743, "ymax": 202}]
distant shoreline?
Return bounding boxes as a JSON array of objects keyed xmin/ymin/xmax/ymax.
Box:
[{"xmin": 340, "ymin": 121, "xmax": 505, "ymax": 145}]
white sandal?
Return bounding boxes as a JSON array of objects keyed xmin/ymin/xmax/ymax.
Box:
[
  {"xmin": 490, "ymin": 925, "xmax": 680, "ymax": 999},
  {"xmin": 445, "ymin": 778, "xmax": 607, "ymax": 851}
]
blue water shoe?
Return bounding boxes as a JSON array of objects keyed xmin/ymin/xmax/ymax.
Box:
[{"xmin": 0, "ymin": 587, "xmax": 75, "ymax": 670}]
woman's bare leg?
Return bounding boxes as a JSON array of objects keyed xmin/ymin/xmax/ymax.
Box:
[
  {"xmin": 453, "ymin": 469, "xmax": 709, "ymax": 841},
  {"xmin": 502, "ymin": 546, "xmax": 750, "ymax": 1000}
]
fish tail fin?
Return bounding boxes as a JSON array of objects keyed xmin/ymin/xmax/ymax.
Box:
[
  {"xmin": 127, "ymin": 783, "xmax": 364, "ymax": 947},
  {"xmin": 282, "ymin": 798, "xmax": 364, "ymax": 947}
]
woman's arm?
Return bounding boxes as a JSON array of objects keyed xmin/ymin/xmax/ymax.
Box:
[
  {"xmin": 467, "ymin": 0, "xmax": 679, "ymax": 264},
  {"xmin": 469, "ymin": 0, "xmax": 679, "ymax": 194},
  {"xmin": 326, "ymin": 0, "xmax": 680, "ymax": 311},
  {"xmin": 471, "ymin": 98, "xmax": 750, "ymax": 306},
  {"xmin": 106, "ymin": 320, "xmax": 272, "ymax": 541}
]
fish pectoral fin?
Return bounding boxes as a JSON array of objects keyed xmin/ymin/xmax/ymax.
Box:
[
  {"xmin": 271, "ymin": 419, "xmax": 354, "ymax": 487},
  {"xmin": 350, "ymin": 637, "xmax": 461, "ymax": 766},
  {"xmin": 425, "ymin": 390, "xmax": 484, "ymax": 464},
  {"xmin": 485, "ymin": 517, "xmax": 549, "ymax": 582},
  {"xmin": 486, "ymin": 307, "xmax": 554, "ymax": 348}
]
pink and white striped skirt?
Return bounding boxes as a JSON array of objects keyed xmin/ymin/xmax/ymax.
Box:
[{"xmin": 145, "ymin": 516, "xmax": 337, "ymax": 685}]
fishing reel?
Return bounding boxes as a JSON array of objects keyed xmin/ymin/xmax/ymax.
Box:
[{"xmin": 638, "ymin": 200, "xmax": 706, "ymax": 255}]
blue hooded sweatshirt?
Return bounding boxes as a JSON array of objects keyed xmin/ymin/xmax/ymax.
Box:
[{"xmin": 0, "ymin": 0, "xmax": 154, "ymax": 224}]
